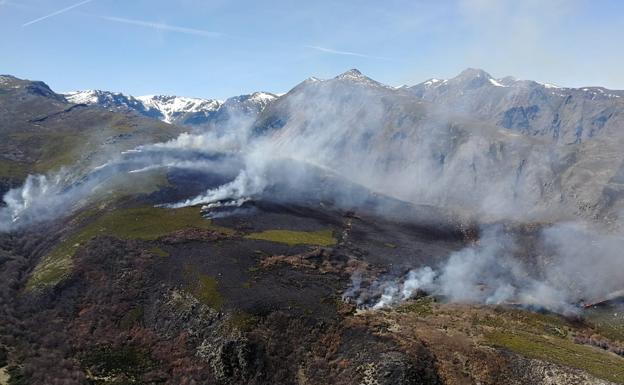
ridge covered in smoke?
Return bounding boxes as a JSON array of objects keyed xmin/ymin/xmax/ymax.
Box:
[{"xmin": 3, "ymin": 69, "xmax": 624, "ymax": 315}]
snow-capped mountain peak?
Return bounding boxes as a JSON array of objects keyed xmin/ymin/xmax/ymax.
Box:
[
  {"xmin": 537, "ymin": 81, "xmax": 561, "ymax": 89},
  {"xmin": 64, "ymin": 89, "xmax": 278, "ymax": 127},
  {"xmin": 136, "ymin": 95, "xmax": 221, "ymax": 124},
  {"xmin": 333, "ymin": 68, "xmax": 393, "ymax": 89},
  {"xmin": 65, "ymin": 89, "xmax": 144, "ymax": 108},
  {"xmin": 335, "ymin": 68, "xmax": 365, "ymax": 81},
  {"xmin": 455, "ymin": 68, "xmax": 493, "ymax": 80},
  {"xmin": 248, "ymin": 91, "xmax": 278, "ymax": 104},
  {"xmin": 422, "ymin": 78, "xmax": 447, "ymax": 88}
]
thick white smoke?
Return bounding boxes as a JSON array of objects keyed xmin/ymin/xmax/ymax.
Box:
[
  {"xmin": 168, "ymin": 169, "xmax": 262, "ymax": 209},
  {"xmin": 0, "ymin": 107, "xmax": 257, "ymax": 232},
  {"xmin": 371, "ymin": 267, "xmax": 436, "ymax": 309},
  {"xmin": 0, "ymin": 173, "xmax": 69, "ymax": 232},
  {"xmin": 352, "ymin": 223, "xmax": 624, "ymax": 315}
]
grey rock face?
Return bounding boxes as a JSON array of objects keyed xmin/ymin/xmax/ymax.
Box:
[
  {"xmin": 253, "ymin": 69, "xmax": 624, "ymax": 223},
  {"xmin": 407, "ymin": 68, "xmax": 624, "ymax": 144}
]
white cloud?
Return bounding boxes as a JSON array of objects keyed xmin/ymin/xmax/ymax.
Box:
[{"xmin": 101, "ymin": 16, "xmax": 222, "ymax": 38}]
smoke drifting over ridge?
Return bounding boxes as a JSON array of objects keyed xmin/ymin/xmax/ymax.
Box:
[
  {"xmin": 0, "ymin": 71, "xmax": 595, "ymax": 228},
  {"xmin": 2, "ymin": 70, "xmax": 624, "ymax": 314},
  {"xmin": 348, "ymin": 223, "xmax": 624, "ymax": 315},
  {"xmin": 0, "ymin": 109, "xmax": 257, "ymax": 232}
]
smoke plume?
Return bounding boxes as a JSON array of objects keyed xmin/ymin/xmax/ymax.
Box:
[
  {"xmin": 348, "ymin": 223, "xmax": 624, "ymax": 315},
  {"xmin": 2, "ymin": 72, "xmax": 623, "ymax": 316}
]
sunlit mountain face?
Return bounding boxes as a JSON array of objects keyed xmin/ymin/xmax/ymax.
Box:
[{"xmin": 2, "ymin": 67, "xmax": 624, "ymax": 385}]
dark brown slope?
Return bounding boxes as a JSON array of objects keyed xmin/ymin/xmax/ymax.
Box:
[{"xmin": 1, "ymin": 195, "xmax": 623, "ymax": 384}]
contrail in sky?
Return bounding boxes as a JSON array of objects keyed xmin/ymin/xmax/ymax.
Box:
[
  {"xmin": 304, "ymin": 45, "xmax": 392, "ymax": 61},
  {"xmin": 22, "ymin": 0, "xmax": 94, "ymax": 27},
  {"xmin": 102, "ymin": 16, "xmax": 222, "ymax": 37}
]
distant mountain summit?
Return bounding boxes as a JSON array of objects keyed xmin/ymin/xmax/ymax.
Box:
[
  {"xmin": 333, "ymin": 68, "xmax": 393, "ymax": 89},
  {"xmin": 65, "ymin": 89, "xmax": 278, "ymax": 128},
  {"xmin": 252, "ymin": 67, "xmax": 624, "ymax": 221},
  {"xmin": 135, "ymin": 95, "xmax": 221, "ymax": 124},
  {"xmin": 407, "ymin": 68, "xmax": 624, "ymax": 143},
  {"xmin": 0, "ymin": 74, "xmax": 66, "ymax": 102}
]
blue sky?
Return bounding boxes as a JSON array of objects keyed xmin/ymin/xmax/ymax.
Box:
[{"xmin": 1, "ymin": 0, "xmax": 623, "ymax": 99}]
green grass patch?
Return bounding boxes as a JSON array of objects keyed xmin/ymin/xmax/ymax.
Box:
[
  {"xmin": 397, "ymin": 296, "xmax": 434, "ymax": 316},
  {"xmin": 188, "ymin": 273, "xmax": 224, "ymax": 311},
  {"xmin": 486, "ymin": 331, "xmax": 624, "ymax": 384},
  {"xmin": 584, "ymin": 307, "xmax": 624, "ymax": 342},
  {"xmin": 26, "ymin": 206, "xmax": 232, "ymax": 291},
  {"xmin": 474, "ymin": 307, "xmax": 572, "ymax": 337},
  {"xmin": 8, "ymin": 132, "xmax": 88, "ymax": 175},
  {"xmin": 33, "ymin": 134, "xmax": 84, "ymax": 173},
  {"xmin": 97, "ymin": 206, "xmax": 232, "ymax": 240},
  {"xmin": 91, "ymin": 169, "xmax": 171, "ymax": 201},
  {"xmin": 245, "ymin": 229, "xmax": 336, "ymax": 246},
  {"xmin": 0, "ymin": 160, "xmax": 30, "ymax": 180},
  {"xmin": 26, "ymin": 240, "xmax": 76, "ymax": 292},
  {"xmin": 226, "ymin": 311, "xmax": 257, "ymax": 332}
]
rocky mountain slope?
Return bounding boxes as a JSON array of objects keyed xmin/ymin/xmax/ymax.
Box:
[
  {"xmin": 408, "ymin": 68, "xmax": 624, "ymax": 144},
  {"xmin": 254, "ymin": 69, "xmax": 624, "ymax": 223},
  {"xmin": 65, "ymin": 89, "xmax": 277, "ymax": 128}
]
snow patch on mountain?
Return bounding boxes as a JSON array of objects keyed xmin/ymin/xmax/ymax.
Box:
[
  {"xmin": 488, "ymin": 78, "xmax": 507, "ymax": 87},
  {"xmin": 539, "ymin": 82, "xmax": 561, "ymax": 89},
  {"xmin": 136, "ymin": 95, "xmax": 221, "ymax": 124},
  {"xmin": 248, "ymin": 92, "xmax": 277, "ymax": 104},
  {"xmin": 64, "ymin": 89, "xmax": 278, "ymax": 126},
  {"xmin": 423, "ymin": 78, "xmax": 446, "ymax": 87}
]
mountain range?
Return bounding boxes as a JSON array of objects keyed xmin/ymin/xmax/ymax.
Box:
[
  {"xmin": 62, "ymin": 67, "xmax": 624, "ymax": 149},
  {"xmin": 65, "ymin": 89, "xmax": 277, "ymax": 128},
  {"xmin": 2, "ymin": 69, "xmax": 624, "ymax": 385},
  {"xmin": 64, "ymin": 67, "xmax": 624, "ymax": 146},
  {"xmin": 252, "ymin": 68, "xmax": 624, "ymax": 223},
  {"xmin": 4, "ymin": 68, "xmax": 624, "ymax": 223},
  {"xmin": 407, "ymin": 68, "xmax": 624, "ymax": 144}
]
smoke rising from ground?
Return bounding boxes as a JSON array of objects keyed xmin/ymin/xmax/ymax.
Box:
[
  {"xmin": 0, "ymin": 173, "xmax": 71, "ymax": 232},
  {"xmin": 0, "ymin": 130, "xmax": 247, "ymax": 232},
  {"xmin": 0, "ymin": 107, "xmax": 257, "ymax": 232},
  {"xmin": 347, "ymin": 223, "xmax": 624, "ymax": 314},
  {"xmin": 2, "ymin": 73, "xmax": 623, "ymax": 315}
]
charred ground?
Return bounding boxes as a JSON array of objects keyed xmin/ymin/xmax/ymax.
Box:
[{"xmin": 1, "ymin": 180, "xmax": 624, "ymax": 384}]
